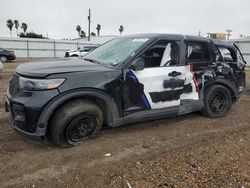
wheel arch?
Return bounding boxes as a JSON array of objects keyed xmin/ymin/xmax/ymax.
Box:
[
  {"xmin": 204, "ymin": 78, "xmax": 239, "ymax": 102},
  {"xmin": 70, "ymin": 54, "xmax": 79, "ymax": 57},
  {"xmin": 37, "ymin": 89, "xmax": 120, "ymax": 135}
]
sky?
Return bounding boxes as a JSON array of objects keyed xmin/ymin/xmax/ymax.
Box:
[{"xmin": 0, "ymin": 0, "xmax": 250, "ymax": 39}]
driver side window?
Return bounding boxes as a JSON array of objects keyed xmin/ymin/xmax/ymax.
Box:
[{"xmin": 138, "ymin": 40, "xmax": 179, "ymax": 68}]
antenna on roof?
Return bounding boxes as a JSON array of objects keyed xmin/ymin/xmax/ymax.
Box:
[
  {"xmin": 88, "ymin": 9, "xmax": 91, "ymax": 42},
  {"xmin": 226, "ymin": 29, "xmax": 232, "ymax": 40},
  {"xmin": 198, "ymin": 30, "xmax": 201, "ymax": 37}
]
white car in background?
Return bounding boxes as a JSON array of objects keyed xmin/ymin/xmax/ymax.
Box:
[
  {"xmin": 0, "ymin": 61, "xmax": 3, "ymax": 72},
  {"xmin": 65, "ymin": 45, "xmax": 98, "ymax": 57}
]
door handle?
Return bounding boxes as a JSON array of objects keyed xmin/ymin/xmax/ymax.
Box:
[{"xmin": 168, "ymin": 71, "xmax": 182, "ymax": 77}]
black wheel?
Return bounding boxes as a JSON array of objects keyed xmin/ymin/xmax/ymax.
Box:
[
  {"xmin": 50, "ymin": 100, "xmax": 103, "ymax": 147},
  {"xmin": 202, "ymin": 85, "xmax": 232, "ymax": 118},
  {"xmin": 0, "ymin": 56, "xmax": 7, "ymax": 63}
]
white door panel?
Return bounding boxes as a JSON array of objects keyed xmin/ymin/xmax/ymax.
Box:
[{"xmin": 131, "ymin": 65, "xmax": 199, "ymax": 110}]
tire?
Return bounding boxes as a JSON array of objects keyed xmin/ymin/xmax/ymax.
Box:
[
  {"xmin": 50, "ymin": 100, "xmax": 103, "ymax": 147},
  {"xmin": 0, "ymin": 56, "xmax": 7, "ymax": 63},
  {"xmin": 201, "ymin": 85, "xmax": 232, "ymax": 118}
]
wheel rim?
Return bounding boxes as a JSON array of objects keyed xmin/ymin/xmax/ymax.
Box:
[
  {"xmin": 66, "ymin": 114, "xmax": 97, "ymax": 144},
  {"xmin": 0, "ymin": 56, "xmax": 7, "ymax": 62},
  {"xmin": 209, "ymin": 92, "xmax": 227, "ymax": 114}
]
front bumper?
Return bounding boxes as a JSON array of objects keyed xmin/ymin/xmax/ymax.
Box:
[
  {"xmin": 5, "ymin": 85, "xmax": 59, "ymax": 142},
  {"xmin": 5, "ymin": 96, "xmax": 45, "ymax": 141}
]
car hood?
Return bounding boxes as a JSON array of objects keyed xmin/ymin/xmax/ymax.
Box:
[{"xmin": 15, "ymin": 58, "xmax": 110, "ymax": 78}]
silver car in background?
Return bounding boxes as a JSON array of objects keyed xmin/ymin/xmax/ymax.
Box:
[{"xmin": 65, "ymin": 45, "xmax": 98, "ymax": 57}]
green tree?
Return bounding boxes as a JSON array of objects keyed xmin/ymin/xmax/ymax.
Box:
[
  {"xmin": 14, "ymin": 20, "xmax": 19, "ymax": 37},
  {"xmin": 119, "ymin": 25, "xmax": 124, "ymax": 36},
  {"xmin": 6, "ymin": 19, "xmax": 14, "ymax": 37},
  {"xmin": 76, "ymin": 25, "xmax": 81, "ymax": 37},
  {"xmin": 19, "ymin": 31, "xmax": 45, "ymax": 39},
  {"xmin": 91, "ymin": 32, "xmax": 96, "ymax": 36},
  {"xmin": 80, "ymin": 30, "xmax": 86, "ymax": 38},
  {"xmin": 96, "ymin": 24, "xmax": 101, "ymax": 36},
  {"xmin": 21, "ymin": 23, "xmax": 28, "ymax": 34}
]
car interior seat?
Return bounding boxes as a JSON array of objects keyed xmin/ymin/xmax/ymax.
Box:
[{"xmin": 160, "ymin": 43, "xmax": 172, "ymax": 66}]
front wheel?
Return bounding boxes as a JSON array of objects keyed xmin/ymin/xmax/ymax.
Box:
[
  {"xmin": 50, "ymin": 100, "xmax": 103, "ymax": 147},
  {"xmin": 201, "ymin": 85, "xmax": 232, "ymax": 118},
  {"xmin": 0, "ymin": 56, "xmax": 7, "ymax": 63}
]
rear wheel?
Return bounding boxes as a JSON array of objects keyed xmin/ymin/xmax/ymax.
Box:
[
  {"xmin": 0, "ymin": 56, "xmax": 7, "ymax": 63},
  {"xmin": 50, "ymin": 100, "xmax": 103, "ymax": 147},
  {"xmin": 202, "ymin": 85, "xmax": 232, "ymax": 118}
]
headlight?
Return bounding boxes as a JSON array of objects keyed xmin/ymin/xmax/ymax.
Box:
[{"xmin": 19, "ymin": 77, "xmax": 65, "ymax": 91}]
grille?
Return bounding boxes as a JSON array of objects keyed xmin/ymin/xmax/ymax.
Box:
[
  {"xmin": 9, "ymin": 74, "xmax": 19, "ymax": 96},
  {"xmin": 14, "ymin": 121, "xmax": 27, "ymax": 132}
]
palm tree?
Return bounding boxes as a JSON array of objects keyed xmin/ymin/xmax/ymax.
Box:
[
  {"xmin": 14, "ymin": 20, "xmax": 19, "ymax": 37},
  {"xmin": 6, "ymin": 19, "xmax": 14, "ymax": 37},
  {"xmin": 96, "ymin": 24, "xmax": 101, "ymax": 36},
  {"xmin": 76, "ymin": 25, "xmax": 81, "ymax": 37},
  {"xmin": 21, "ymin": 23, "xmax": 28, "ymax": 34},
  {"xmin": 80, "ymin": 30, "xmax": 86, "ymax": 38},
  {"xmin": 119, "ymin": 25, "xmax": 124, "ymax": 36}
]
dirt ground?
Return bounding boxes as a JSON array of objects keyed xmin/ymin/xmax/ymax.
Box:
[{"xmin": 0, "ymin": 59, "xmax": 250, "ymax": 188}]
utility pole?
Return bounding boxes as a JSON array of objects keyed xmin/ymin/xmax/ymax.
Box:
[
  {"xmin": 88, "ymin": 9, "xmax": 91, "ymax": 41},
  {"xmin": 226, "ymin": 29, "xmax": 232, "ymax": 40},
  {"xmin": 198, "ymin": 30, "xmax": 201, "ymax": 37}
]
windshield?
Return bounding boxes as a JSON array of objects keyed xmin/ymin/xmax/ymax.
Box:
[{"xmin": 84, "ymin": 37, "xmax": 149, "ymax": 67}]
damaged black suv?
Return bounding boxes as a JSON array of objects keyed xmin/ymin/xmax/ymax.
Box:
[{"xmin": 5, "ymin": 34, "xmax": 246, "ymax": 147}]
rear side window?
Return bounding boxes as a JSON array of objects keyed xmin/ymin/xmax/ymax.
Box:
[
  {"xmin": 186, "ymin": 42, "xmax": 210, "ymax": 61},
  {"xmin": 218, "ymin": 46, "xmax": 237, "ymax": 62}
]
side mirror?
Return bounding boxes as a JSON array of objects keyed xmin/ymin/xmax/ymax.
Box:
[{"xmin": 131, "ymin": 58, "xmax": 145, "ymax": 71}]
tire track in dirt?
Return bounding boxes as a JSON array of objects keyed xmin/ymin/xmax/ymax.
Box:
[{"xmin": 2, "ymin": 106, "xmax": 250, "ymax": 187}]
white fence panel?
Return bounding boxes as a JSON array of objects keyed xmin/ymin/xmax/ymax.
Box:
[
  {"xmin": 0, "ymin": 37, "xmax": 99, "ymax": 58},
  {"xmin": 1, "ymin": 37, "xmax": 248, "ymax": 66}
]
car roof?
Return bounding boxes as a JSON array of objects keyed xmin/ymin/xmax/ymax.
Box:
[
  {"xmin": 124, "ymin": 33, "xmax": 234, "ymax": 46},
  {"xmin": 124, "ymin": 33, "xmax": 184, "ymax": 41}
]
